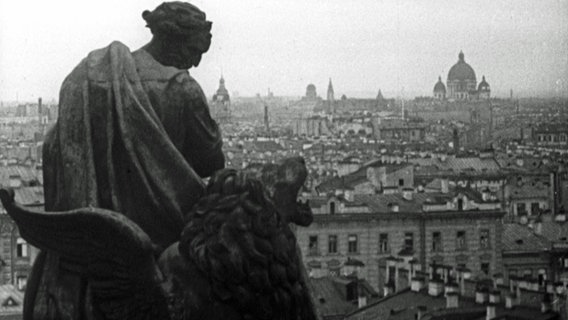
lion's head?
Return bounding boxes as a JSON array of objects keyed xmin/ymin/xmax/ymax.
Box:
[{"xmin": 178, "ymin": 157, "xmax": 314, "ymax": 320}]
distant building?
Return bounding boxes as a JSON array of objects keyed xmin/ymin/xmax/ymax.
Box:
[
  {"xmin": 372, "ymin": 118, "xmax": 427, "ymax": 142},
  {"xmin": 297, "ymin": 187, "xmax": 505, "ymax": 293},
  {"xmin": 211, "ymin": 75, "xmax": 231, "ymax": 123},
  {"xmin": 434, "ymin": 51, "xmax": 491, "ymax": 101},
  {"xmin": 304, "ymin": 84, "xmax": 319, "ymax": 102},
  {"xmin": 326, "ymin": 79, "xmax": 335, "ymax": 113},
  {"xmin": 532, "ymin": 124, "xmax": 568, "ymax": 146},
  {"xmin": 433, "ymin": 76, "xmax": 446, "ymax": 100}
]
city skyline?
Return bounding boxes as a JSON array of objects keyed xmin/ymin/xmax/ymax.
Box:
[{"xmin": 1, "ymin": 0, "xmax": 567, "ymax": 102}]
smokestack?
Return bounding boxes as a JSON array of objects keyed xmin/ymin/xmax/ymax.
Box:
[
  {"xmin": 264, "ymin": 104, "xmax": 270, "ymax": 134},
  {"xmin": 453, "ymin": 128, "xmax": 459, "ymax": 155}
]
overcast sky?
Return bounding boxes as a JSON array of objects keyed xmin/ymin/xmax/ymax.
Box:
[{"xmin": 1, "ymin": 0, "xmax": 567, "ymax": 102}]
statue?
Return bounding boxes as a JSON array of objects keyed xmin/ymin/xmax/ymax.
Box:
[
  {"xmin": 9, "ymin": 1, "xmax": 317, "ymax": 319},
  {"xmin": 1, "ymin": 157, "xmax": 316, "ymax": 320}
]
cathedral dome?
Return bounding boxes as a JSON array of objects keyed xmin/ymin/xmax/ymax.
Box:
[
  {"xmin": 447, "ymin": 51, "xmax": 476, "ymax": 83},
  {"xmin": 305, "ymin": 84, "xmax": 317, "ymax": 99},
  {"xmin": 433, "ymin": 76, "xmax": 446, "ymax": 93},
  {"xmin": 478, "ymin": 75, "xmax": 490, "ymax": 91}
]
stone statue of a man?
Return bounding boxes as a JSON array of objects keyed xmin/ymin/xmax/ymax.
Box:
[{"xmin": 28, "ymin": 2, "xmax": 225, "ymax": 319}]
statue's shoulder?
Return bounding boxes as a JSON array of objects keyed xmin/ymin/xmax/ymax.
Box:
[
  {"xmin": 62, "ymin": 41, "xmax": 137, "ymax": 84},
  {"xmin": 132, "ymin": 48, "xmax": 187, "ymax": 82}
]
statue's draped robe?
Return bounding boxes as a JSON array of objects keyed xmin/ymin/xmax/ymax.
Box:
[{"xmin": 27, "ymin": 41, "xmax": 224, "ymax": 319}]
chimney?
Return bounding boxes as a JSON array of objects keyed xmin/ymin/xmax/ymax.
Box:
[
  {"xmin": 384, "ymin": 282, "xmax": 394, "ymax": 296},
  {"xmin": 534, "ymin": 217, "xmax": 543, "ymax": 235},
  {"xmin": 9, "ymin": 175, "xmax": 22, "ymax": 188},
  {"xmin": 411, "ymin": 277, "xmax": 426, "ymax": 292},
  {"xmin": 482, "ymin": 188, "xmax": 491, "ymax": 202},
  {"xmin": 475, "ymin": 288, "xmax": 489, "ymax": 304},
  {"xmin": 428, "ymin": 279, "xmax": 444, "ymax": 297},
  {"xmin": 486, "ymin": 302, "xmax": 497, "ymax": 320},
  {"xmin": 358, "ymin": 295, "xmax": 367, "ymax": 308},
  {"xmin": 489, "ymin": 290, "xmax": 501, "ymax": 304},
  {"xmin": 445, "ymin": 282, "xmax": 459, "ymax": 295},
  {"xmin": 441, "ymin": 179, "xmax": 449, "ymax": 194},
  {"xmin": 446, "ymin": 292, "xmax": 459, "ymax": 309},
  {"xmin": 388, "ymin": 202, "xmax": 399, "ymax": 212},
  {"xmin": 402, "ymin": 188, "xmax": 413, "ymax": 201}
]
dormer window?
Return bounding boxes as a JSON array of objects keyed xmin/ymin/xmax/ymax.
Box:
[
  {"xmin": 329, "ymin": 201, "xmax": 336, "ymax": 215},
  {"xmin": 16, "ymin": 238, "xmax": 28, "ymax": 258}
]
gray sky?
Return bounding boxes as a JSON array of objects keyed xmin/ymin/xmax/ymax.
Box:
[{"xmin": 1, "ymin": 0, "xmax": 567, "ymax": 102}]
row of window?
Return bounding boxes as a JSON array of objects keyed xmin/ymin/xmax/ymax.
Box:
[
  {"xmin": 537, "ymin": 134, "xmax": 568, "ymax": 143},
  {"xmin": 307, "ymin": 229, "xmax": 491, "ymax": 255},
  {"xmin": 516, "ymin": 202, "xmax": 541, "ymax": 215}
]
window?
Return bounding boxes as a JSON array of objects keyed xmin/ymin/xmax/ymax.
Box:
[
  {"xmin": 457, "ymin": 198, "xmax": 464, "ymax": 211},
  {"xmin": 379, "ymin": 233, "xmax": 389, "ymax": 253},
  {"xmin": 509, "ymin": 268, "xmax": 518, "ymax": 278},
  {"xmin": 398, "ymin": 179, "xmax": 404, "ymax": 187},
  {"xmin": 531, "ymin": 202, "xmax": 540, "ymax": 215},
  {"xmin": 16, "ymin": 238, "xmax": 28, "ymax": 258},
  {"xmin": 432, "ymin": 232, "xmax": 442, "ymax": 252},
  {"xmin": 480, "ymin": 230, "xmax": 490, "ymax": 249},
  {"xmin": 517, "ymin": 203, "xmax": 527, "ymax": 215},
  {"xmin": 308, "ymin": 236, "xmax": 319, "ymax": 255},
  {"xmin": 538, "ymin": 269, "xmax": 547, "ymax": 287},
  {"xmin": 456, "ymin": 231, "xmax": 467, "ymax": 250},
  {"xmin": 348, "ymin": 235, "xmax": 358, "ymax": 253},
  {"xmin": 404, "ymin": 232, "xmax": 414, "ymax": 251},
  {"xmin": 329, "ymin": 202, "xmax": 336, "ymax": 215},
  {"xmin": 523, "ymin": 269, "xmax": 533, "ymax": 279},
  {"xmin": 481, "ymin": 263, "xmax": 490, "ymax": 275},
  {"xmin": 329, "ymin": 267, "xmax": 340, "ymax": 277},
  {"xmin": 328, "ymin": 235, "xmax": 338, "ymax": 254},
  {"xmin": 16, "ymin": 276, "xmax": 27, "ymax": 291}
]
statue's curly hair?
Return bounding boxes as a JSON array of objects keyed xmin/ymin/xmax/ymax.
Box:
[
  {"xmin": 142, "ymin": 2, "xmax": 212, "ymax": 53},
  {"xmin": 179, "ymin": 169, "xmax": 313, "ymax": 320}
]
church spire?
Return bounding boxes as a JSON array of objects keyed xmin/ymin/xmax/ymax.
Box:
[
  {"xmin": 327, "ymin": 78, "xmax": 334, "ymax": 101},
  {"xmin": 458, "ymin": 51, "xmax": 464, "ymax": 61}
]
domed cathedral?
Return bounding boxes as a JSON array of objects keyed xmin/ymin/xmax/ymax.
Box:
[
  {"xmin": 303, "ymin": 84, "xmax": 319, "ymax": 101},
  {"xmin": 433, "ymin": 51, "xmax": 491, "ymax": 101},
  {"xmin": 211, "ymin": 75, "xmax": 231, "ymax": 123}
]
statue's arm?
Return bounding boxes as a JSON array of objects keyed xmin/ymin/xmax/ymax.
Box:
[{"xmin": 176, "ymin": 75, "xmax": 225, "ymax": 177}]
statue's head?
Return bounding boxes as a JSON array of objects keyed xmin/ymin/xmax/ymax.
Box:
[{"xmin": 143, "ymin": 2, "xmax": 212, "ymax": 68}]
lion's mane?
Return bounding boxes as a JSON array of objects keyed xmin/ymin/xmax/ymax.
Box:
[{"xmin": 179, "ymin": 169, "xmax": 312, "ymax": 320}]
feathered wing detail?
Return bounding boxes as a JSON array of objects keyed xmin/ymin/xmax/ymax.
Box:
[{"xmin": 0, "ymin": 189, "xmax": 170, "ymax": 320}]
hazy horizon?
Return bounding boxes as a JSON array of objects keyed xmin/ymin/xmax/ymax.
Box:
[{"xmin": 1, "ymin": 0, "xmax": 567, "ymax": 102}]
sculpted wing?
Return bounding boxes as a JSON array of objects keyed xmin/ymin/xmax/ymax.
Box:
[{"xmin": 0, "ymin": 189, "xmax": 170, "ymax": 320}]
